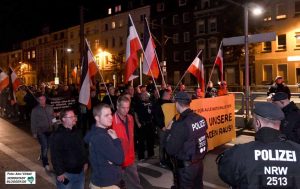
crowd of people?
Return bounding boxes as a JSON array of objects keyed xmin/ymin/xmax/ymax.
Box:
[{"xmin": 1, "ymin": 75, "xmax": 300, "ymax": 188}]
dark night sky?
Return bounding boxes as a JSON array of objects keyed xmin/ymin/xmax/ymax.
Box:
[{"xmin": 0, "ymin": 0, "xmax": 114, "ymax": 52}]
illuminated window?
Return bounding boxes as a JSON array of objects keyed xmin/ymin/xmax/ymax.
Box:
[
  {"xmin": 112, "ymin": 21, "xmax": 116, "ymax": 29},
  {"xmin": 277, "ymin": 34, "xmax": 286, "ymax": 50},
  {"xmin": 115, "ymin": 5, "xmax": 121, "ymax": 12},
  {"xmin": 295, "ymin": 32, "xmax": 300, "ymax": 47},
  {"xmin": 263, "ymin": 65, "xmax": 272, "ymax": 83},
  {"xmin": 276, "ymin": 3, "xmax": 287, "ymax": 19},
  {"xmin": 278, "ymin": 64, "xmax": 287, "ymax": 82},
  {"xmin": 95, "ymin": 40, "xmax": 100, "ymax": 49},
  {"xmin": 183, "ymin": 32, "xmax": 190, "ymax": 43},
  {"xmin": 173, "ymin": 33, "xmax": 179, "ymax": 44},
  {"xmin": 262, "ymin": 41, "xmax": 272, "ymax": 52},
  {"xmin": 108, "ymin": 8, "xmax": 112, "ymax": 15},
  {"xmin": 196, "ymin": 20, "xmax": 205, "ymax": 34},
  {"xmin": 27, "ymin": 52, "xmax": 30, "ymax": 59},
  {"xmin": 264, "ymin": 9, "xmax": 272, "ymax": 21},
  {"xmin": 32, "ymin": 50, "xmax": 36, "ymax": 59},
  {"xmin": 119, "ymin": 20, "xmax": 123, "ymax": 27}
]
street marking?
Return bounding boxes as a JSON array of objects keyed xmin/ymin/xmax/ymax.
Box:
[
  {"xmin": 0, "ymin": 143, "xmax": 55, "ymax": 185},
  {"xmin": 138, "ymin": 162, "xmax": 227, "ymax": 189}
]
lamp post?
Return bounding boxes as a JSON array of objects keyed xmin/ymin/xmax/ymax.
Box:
[
  {"xmin": 54, "ymin": 48, "xmax": 72, "ymax": 85},
  {"xmin": 225, "ymin": 0, "xmax": 263, "ymax": 120}
]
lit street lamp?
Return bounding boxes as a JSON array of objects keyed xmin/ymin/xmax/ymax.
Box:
[
  {"xmin": 55, "ymin": 48, "xmax": 72, "ymax": 84},
  {"xmin": 244, "ymin": 4, "xmax": 263, "ymax": 120},
  {"xmin": 225, "ymin": 0, "xmax": 263, "ymax": 120}
]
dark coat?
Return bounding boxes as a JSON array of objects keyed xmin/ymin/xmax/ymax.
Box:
[
  {"xmin": 218, "ymin": 127, "xmax": 300, "ymax": 188},
  {"xmin": 281, "ymin": 101, "xmax": 300, "ymax": 144}
]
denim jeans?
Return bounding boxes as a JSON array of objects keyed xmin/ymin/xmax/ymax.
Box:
[
  {"xmin": 37, "ymin": 132, "xmax": 51, "ymax": 167},
  {"xmin": 56, "ymin": 171, "xmax": 85, "ymax": 189}
]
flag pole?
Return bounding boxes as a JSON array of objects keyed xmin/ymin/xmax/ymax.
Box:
[
  {"xmin": 85, "ymin": 38, "xmax": 115, "ymax": 111},
  {"xmin": 139, "ymin": 54, "xmax": 143, "ymax": 85},
  {"xmin": 130, "ymin": 14, "xmax": 160, "ymax": 98},
  {"xmin": 145, "ymin": 17, "xmax": 166, "ymax": 87}
]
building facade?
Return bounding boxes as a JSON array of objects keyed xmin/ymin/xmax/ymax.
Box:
[{"xmin": 255, "ymin": 0, "xmax": 300, "ymax": 86}]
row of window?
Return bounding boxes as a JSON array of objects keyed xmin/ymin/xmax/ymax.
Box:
[
  {"xmin": 173, "ymin": 32, "xmax": 190, "ymax": 44},
  {"xmin": 264, "ymin": 1, "xmax": 300, "ymax": 22},
  {"xmin": 263, "ymin": 64, "xmax": 287, "ymax": 83},
  {"xmin": 262, "ymin": 33, "xmax": 300, "ymax": 52}
]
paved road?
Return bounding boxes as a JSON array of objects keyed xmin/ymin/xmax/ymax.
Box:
[{"xmin": 0, "ymin": 117, "xmax": 253, "ymax": 189}]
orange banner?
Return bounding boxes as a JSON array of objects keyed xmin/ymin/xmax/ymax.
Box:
[{"xmin": 162, "ymin": 94, "xmax": 236, "ymax": 150}]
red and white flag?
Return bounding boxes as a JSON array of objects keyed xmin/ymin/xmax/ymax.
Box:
[
  {"xmin": 0, "ymin": 68, "xmax": 9, "ymax": 92},
  {"xmin": 187, "ymin": 50, "xmax": 205, "ymax": 91},
  {"xmin": 143, "ymin": 19, "xmax": 159, "ymax": 78},
  {"xmin": 9, "ymin": 66, "xmax": 22, "ymax": 91},
  {"xmin": 125, "ymin": 14, "xmax": 143, "ymax": 83},
  {"xmin": 214, "ymin": 42, "xmax": 223, "ymax": 82},
  {"xmin": 79, "ymin": 39, "xmax": 99, "ymax": 109}
]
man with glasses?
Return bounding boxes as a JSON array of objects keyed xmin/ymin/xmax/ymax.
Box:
[
  {"xmin": 31, "ymin": 93, "xmax": 54, "ymax": 171},
  {"xmin": 272, "ymin": 92, "xmax": 300, "ymax": 144},
  {"xmin": 50, "ymin": 109, "xmax": 88, "ymax": 189}
]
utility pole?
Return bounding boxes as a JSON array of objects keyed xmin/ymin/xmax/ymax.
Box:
[{"xmin": 79, "ymin": 5, "xmax": 85, "ymax": 84}]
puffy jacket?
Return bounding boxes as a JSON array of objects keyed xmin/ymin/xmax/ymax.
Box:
[
  {"xmin": 112, "ymin": 113, "xmax": 135, "ymax": 167},
  {"xmin": 281, "ymin": 101, "xmax": 300, "ymax": 144}
]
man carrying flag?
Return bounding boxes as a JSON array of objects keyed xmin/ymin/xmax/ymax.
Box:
[
  {"xmin": 79, "ymin": 40, "xmax": 99, "ymax": 109},
  {"xmin": 143, "ymin": 18, "xmax": 159, "ymax": 79},
  {"xmin": 187, "ymin": 50, "xmax": 205, "ymax": 92},
  {"xmin": 125, "ymin": 14, "xmax": 143, "ymax": 83}
]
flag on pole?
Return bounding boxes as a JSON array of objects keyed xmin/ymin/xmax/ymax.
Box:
[
  {"xmin": 0, "ymin": 68, "xmax": 9, "ymax": 92},
  {"xmin": 143, "ymin": 19, "xmax": 159, "ymax": 78},
  {"xmin": 8, "ymin": 67, "xmax": 21, "ymax": 91},
  {"xmin": 8, "ymin": 67, "xmax": 21, "ymax": 104},
  {"xmin": 214, "ymin": 42, "xmax": 223, "ymax": 82},
  {"xmin": 125, "ymin": 14, "xmax": 143, "ymax": 83},
  {"xmin": 187, "ymin": 50, "xmax": 205, "ymax": 91},
  {"xmin": 79, "ymin": 39, "xmax": 99, "ymax": 109}
]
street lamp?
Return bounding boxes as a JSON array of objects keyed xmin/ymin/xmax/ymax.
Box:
[
  {"xmin": 54, "ymin": 48, "xmax": 72, "ymax": 84},
  {"xmin": 225, "ymin": 0, "xmax": 263, "ymax": 120},
  {"xmin": 244, "ymin": 5, "xmax": 263, "ymax": 120}
]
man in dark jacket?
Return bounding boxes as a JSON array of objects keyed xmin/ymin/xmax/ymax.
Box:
[
  {"xmin": 267, "ymin": 76, "xmax": 291, "ymax": 99},
  {"xmin": 152, "ymin": 89, "xmax": 172, "ymax": 167},
  {"xmin": 50, "ymin": 109, "xmax": 88, "ymax": 189},
  {"xmin": 272, "ymin": 92, "xmax": 300, "ymax": 144},
  {"xmin": 217, "ymin": 102, "xmax": 300, "ymax": 188},
  {"xmin": 84, "ymin": 103, "xmax": 124, "ymax": 189},
  {"xmin": 165, "ymin": 91, "xmax": 208, "ymax": 189}
]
